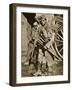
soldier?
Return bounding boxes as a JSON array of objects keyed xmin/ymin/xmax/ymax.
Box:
[
  {"xmin": 30, "ymin": 21, "xmax": 48, "ymax": 76},
  {"xmin": 33, "ymin": 15, "xmax": 49, "ymax": 76},
  {"xmin": 29, "ymin": 22, "xmax": 41, "ymax": 73},
  {"xmin": 33, "ymin": 15, "xmax": 55, "ymax": 76},
  {"xmin": 32, "ymin": 22, "xmax": 47, "ymax": 74}
]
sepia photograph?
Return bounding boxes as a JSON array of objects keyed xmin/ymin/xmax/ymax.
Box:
[{"xmin": 21, "ymin": 13, "xmax": 63, "ymax": 77}]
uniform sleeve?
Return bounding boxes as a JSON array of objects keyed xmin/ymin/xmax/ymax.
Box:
[{"xmin": 31, "ymin": 28, "xmax": 35, "ymax": 40}]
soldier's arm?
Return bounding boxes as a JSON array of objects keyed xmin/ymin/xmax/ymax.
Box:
[{"xmin": 45, "ymin": 31, "xmax": 55, "ymax": 49}]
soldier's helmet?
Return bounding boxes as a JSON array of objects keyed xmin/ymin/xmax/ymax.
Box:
[
  {"xmin": 35, "ymin": 15, "xmax": 47, "ymax": 21},
  {"xmin": 33, "ymin": 22, "xmax": 38, "ymax": 29},
  {"xmin": 40, "ymin": 15, "xmax": 47, "ymax": 20},
  {"xmin": 35, "ymin": 15, "xmax": 47, "ymax": 26},
  {"xmin": 33, "ymin": 22, "xmax": 38, "ymax": 26}
]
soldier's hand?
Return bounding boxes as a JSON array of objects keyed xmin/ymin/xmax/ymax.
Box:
[{"xmin": 44, "ymin": 46, "xmax": 47, "ymax": 49}]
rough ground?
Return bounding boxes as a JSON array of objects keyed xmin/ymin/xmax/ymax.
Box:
[{"xmin": 21, "ymin": 61, "xmax": 63, "ymax": 77}]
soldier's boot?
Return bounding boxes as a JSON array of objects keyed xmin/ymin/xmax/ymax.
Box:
[
  {"xmin": 33, "ymin": 63, "xmax": 42, "ymax": 76},
  {"xmin": 41, "ymin": 62, "xmax": 49, "ymax": 76}
]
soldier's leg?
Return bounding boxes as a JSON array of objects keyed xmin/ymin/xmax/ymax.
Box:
[
  {"xmin": 33, "ymin": 49, "xmax": 43, "ymax": 76},
  {"xmin": 44, "ymin": 51, "xmax": 49, "ymax": 75},
  {"xmin": 33, "ymin": 62, "xmax": 42, "ymax": 76},
  {"xmin": 34, "ymin": 46, "xmax": 39, "ymax": 71}
]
